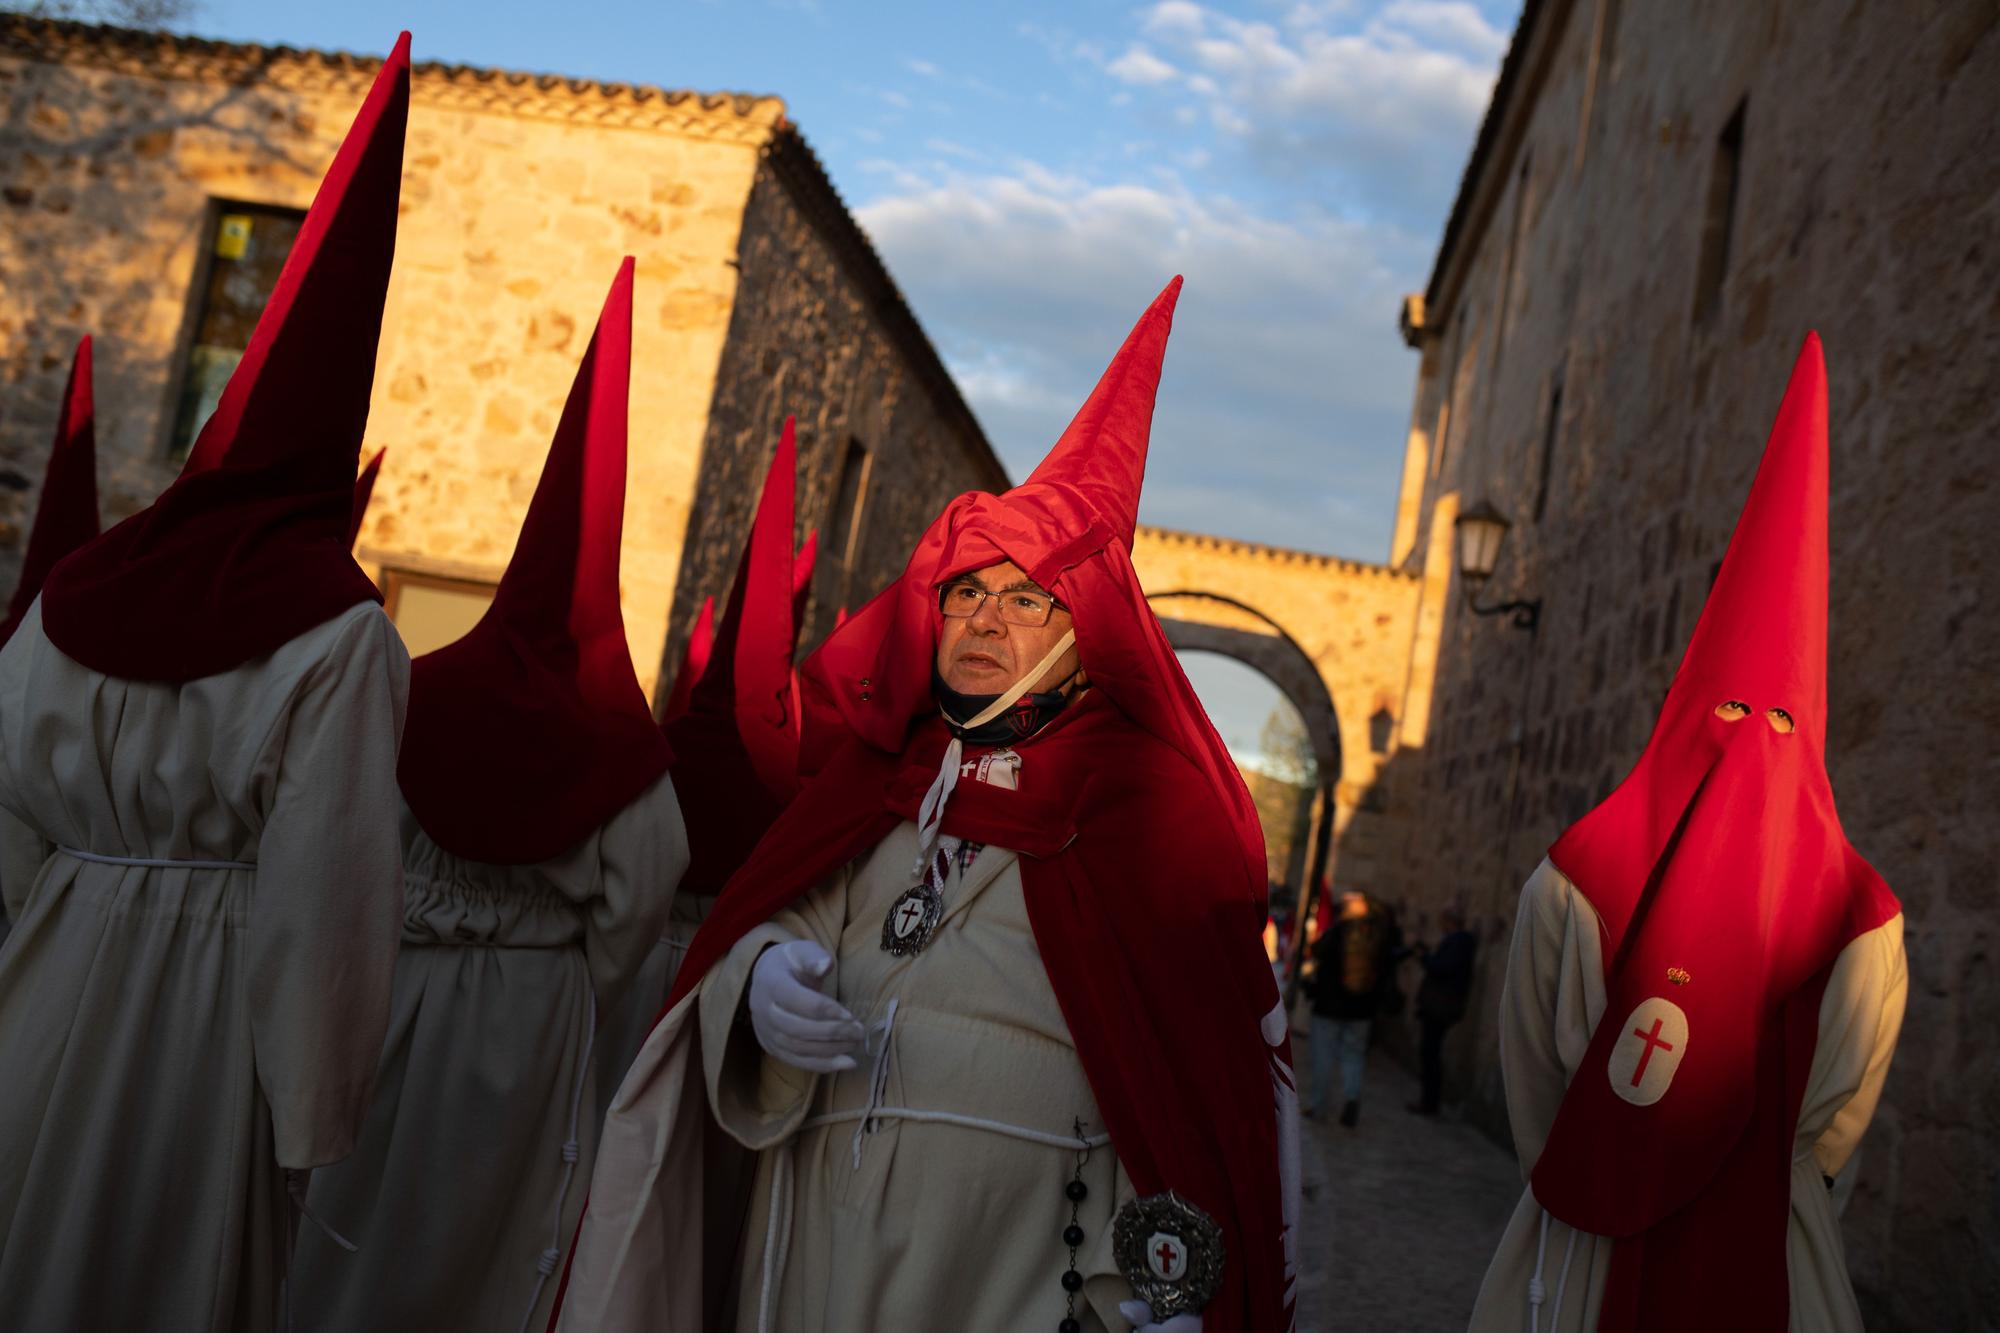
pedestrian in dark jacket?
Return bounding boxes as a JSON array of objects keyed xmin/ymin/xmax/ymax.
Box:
[
  {"xmin": 1304, "ymin": 891, "xmax": 1395, "ymax": 1127},
  {"xmin": 1408, "ymin": 910, "xmax": 1477, "ymax": 1115}
]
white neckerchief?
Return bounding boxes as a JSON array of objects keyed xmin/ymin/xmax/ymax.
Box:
[{"xmin": 913, "ymin": 629, "xmax": 1076, "ymax": 871}]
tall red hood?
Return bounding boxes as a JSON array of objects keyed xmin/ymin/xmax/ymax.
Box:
[
  {"xmin": 1533, "ymin": 334, "xmax": 1900, "ymax": 1330},
  {"xmin": 398, "ymin": 258, "xmax": 670, "ymax": 865},
  {"xmin": 40, "ymin": 34, "xmax": 411, "ymax": 681}
]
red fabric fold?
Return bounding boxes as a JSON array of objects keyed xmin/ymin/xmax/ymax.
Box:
[
  {"xmin": 2, "ymin": 336, "xmax": 99, "ymax": 646},
  {"xmin": 1533, "ymin": 334, "xmax": 1899, "ymax": 1331},
  {"xmin": 40, "ymin": 35, "xmax": 411, "ymax": 681},
  {"xmin": 397, "ymin": 257, "xmax": 670, "ymax": 865}
]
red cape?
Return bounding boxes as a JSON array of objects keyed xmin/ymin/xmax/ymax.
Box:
[{"xmin": 651, "ymin": 692, "xmax": 1294, "ymax": 1332}]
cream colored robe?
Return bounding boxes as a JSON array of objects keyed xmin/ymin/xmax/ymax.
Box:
[
  {"xmin": 291, "ymin": 771, "xmax": 688, "ymax": 1333},
  {"xmin": 697, "ymin": 822, "xmax": 1140, "ymax": 1333},
  {"xmin": 0, "ymin": 599, "xmax": 410, "ymax": 1333},
  {"xmin": 595, "ymin": 888, "xmax": 714, "ymax": 1123},
  {"xmin": 555, "ymin": 820, "xmax": 1144, "ymax": 1333},
  {"xmin": 1468, "ymin": 858, "xmax": 1908, "ymax": 1333}
]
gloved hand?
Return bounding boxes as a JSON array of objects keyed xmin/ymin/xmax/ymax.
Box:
[
  {"xmin": 1118, "ymin": 1299, "xmax": 1203, "ymax": 1333},
  {"xmin": 747, "ymin": 938, "xmax": 864, "ymax": 1073}
]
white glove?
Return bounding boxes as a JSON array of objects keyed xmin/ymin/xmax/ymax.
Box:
[
  {"xmin": 747, "ymin": 938, "xmax": 864, "ymax": 1073},
  {"xmin": 1118, "ymin": 1299, "xmax": 1202, "ymax": 1333}
]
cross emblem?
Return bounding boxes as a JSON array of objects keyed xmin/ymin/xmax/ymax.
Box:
[
  {"xmin": 1145, "ymin": 1229, "xmax": 1189, "ymax": 1281},
  {"xmin": 1629, "ymin": 1017, "xmax": 1675, "ymax": 1087},
  {"xmin": 894, "ymin": 899, "xmax": 926, "ymax": 938}
]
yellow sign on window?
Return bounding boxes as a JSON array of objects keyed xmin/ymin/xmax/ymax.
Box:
[{"xmin": 215, "ymin": 213, "xmax": 253, "ymax": 260}]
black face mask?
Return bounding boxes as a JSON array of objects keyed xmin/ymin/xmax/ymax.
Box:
[{"xmin": 932, "ymin": 663, "xmax": 1082, "ymax": 746}]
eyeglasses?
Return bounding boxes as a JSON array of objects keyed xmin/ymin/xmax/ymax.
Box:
[{"xmin": 937, "ymin": 581, "xmax": 1066, "ymax": 628}]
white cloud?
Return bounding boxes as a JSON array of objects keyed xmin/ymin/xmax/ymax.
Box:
[
  {"xmin": 904, "ymin": 57, "xmax": 943, "ymax": 79},
  {"xmin": 1119, "ymin": 1, "xmax": 1507, "ymax": 225},
  {"xmin": 857, "ymin": 168, "xmax": 1427, "ymax": 558},
  {"xmin": 1107, "ymin": 44, "xmax": 1181, "ymax": 86}
]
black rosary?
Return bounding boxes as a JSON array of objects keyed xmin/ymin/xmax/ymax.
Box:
[{"xmin": 1058, "ymin": 1119, "xmax": 1090, "ymax": 1332}]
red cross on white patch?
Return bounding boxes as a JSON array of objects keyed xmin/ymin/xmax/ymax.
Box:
[
  {"xmin": 1606, "ymin": 995, "xmax": 1689, "ymax": 1106},
  {"xmin": 1145, "ymin": 1230, "xmax": 1189, "ymax": 1282}
]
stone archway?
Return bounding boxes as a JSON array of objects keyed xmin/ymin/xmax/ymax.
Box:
[{"xmin": 1148, "ymin": 588, "xmax": 1341, "ymax": 992}]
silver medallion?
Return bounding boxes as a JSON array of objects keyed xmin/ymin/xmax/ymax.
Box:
[
  {"xmin": 881, "ymin": 882, "xmax": 944, "ymax": 955},
  {"xmin": 1113, "ymin": 1191, "xmax": 1225, "ymax": 1320}
]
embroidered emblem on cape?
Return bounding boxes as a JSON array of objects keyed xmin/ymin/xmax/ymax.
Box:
[
  {"xmin": 1608, "ymin": 996, "xmax": 1689, "ymax": 1106},
  {"xmin": 1666, "ymin": 966, "xmax": 1691, "ymax": 986},
  {"xmin": 1113, "ymin": 1191, "xmax": 1224, "ymax": 1319}
]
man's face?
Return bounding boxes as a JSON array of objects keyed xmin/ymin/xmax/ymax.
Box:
[{"xmin": 934, "ymin": 559, "xmax": 1083, "ymax": 695}]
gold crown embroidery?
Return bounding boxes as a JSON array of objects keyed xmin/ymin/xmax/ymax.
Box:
[{"xmin": 1666, "ymin": 967, "xmax": 1692, "ymax": 987}]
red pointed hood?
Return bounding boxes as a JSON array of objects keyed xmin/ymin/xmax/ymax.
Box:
[
  {"xmin": 398, "ymin": 258, "xmax": 670, "ymax": 865},
  {"xmin": 680, "ymin": 419, "xmax": 806, "ymax": 801},
  {"xmin": 3, "ymin": 336, "xmax": 100, "ymax": 646},
  {"xmin": 658, "ymin": 595, "xmax": 715, "ymax": 726},
  {"xmin": 1533, "ymin": 335, "xmax": 1900, "ymax": 1329},
  {"xmin": 663, "ymin": 424, "xmax": 809, "ymax": 896},
  {"xmin": 796, "ymin": 279, "xmax": 1241, "ymax": 850},
  {"xmin": 40, "ymin": 34, "xmax": 410, "ymax": 680},
  {"xmin": 348, "ymin": 447, "xmax": 385, "ymax": 547}
]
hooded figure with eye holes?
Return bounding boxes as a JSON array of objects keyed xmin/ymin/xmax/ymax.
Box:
[{"xmin": 1468, "ymin": 334, "xmax": 1907, "ymax": 1333}]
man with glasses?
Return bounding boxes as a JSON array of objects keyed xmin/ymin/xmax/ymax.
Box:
[{"xmin": 554, "ymin": 279, "xmax": 1299, "ymax": 1333}]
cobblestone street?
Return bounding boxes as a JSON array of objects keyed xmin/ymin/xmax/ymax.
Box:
[{"xmin": 1293, "ymin": 1047, "xmax": 1522, "ymax": 1333}]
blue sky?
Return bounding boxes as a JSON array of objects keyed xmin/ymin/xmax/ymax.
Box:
[{"xmin": 189, "ymin": 0, "xmax": 1522, "ymax": 565}]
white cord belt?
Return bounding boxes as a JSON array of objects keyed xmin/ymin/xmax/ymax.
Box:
[
  {"xmin": 756, "ymin": 997, "xmax": 1108, "ymax": 1333},
  {"xmin": 58, "ymin": 845, "xmax": 255, "ymax": 871}
]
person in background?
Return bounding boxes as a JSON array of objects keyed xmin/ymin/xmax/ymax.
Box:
[
  {"xmin": 1407, "ymin": 909, "xmax": 1477, "ymax": 1116},
  {"xmin": 1304, "ymin": 889, "xmax": 1395, "ymax": 1127}
]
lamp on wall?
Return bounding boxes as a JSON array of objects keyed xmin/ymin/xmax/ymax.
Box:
[{"xmin": 1453, "ymin": 499, "xmax": 1541, "ymax": 631}]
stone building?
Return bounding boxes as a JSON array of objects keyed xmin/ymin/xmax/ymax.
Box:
[
  {"xmin": 0, "ymin": 17, "xmax": 1005, "ymax": 695},
  {"xmin": 1371, "ymin": 0, "xmax": 1999, "ymax": 1325}
]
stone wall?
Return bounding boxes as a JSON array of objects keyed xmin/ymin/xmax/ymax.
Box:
[
  {"xmin": 658, "ymin": 129, "xmax": 1007, "ymax": 686},
  {"xmin": 0, "ymin": 19, "xmax": 785, "ymax": 695},
  {"xmin": 1378, "ymin": 0, "xmax": 2000, "ymax": 1324}
]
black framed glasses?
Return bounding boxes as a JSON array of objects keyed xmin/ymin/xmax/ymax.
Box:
[{"xmin": 937, "ymin": 581, "xmax": 1066, "ymax": 627}]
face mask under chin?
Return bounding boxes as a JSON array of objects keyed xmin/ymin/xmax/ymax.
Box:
[{"xmin": 931, "ymin": 663, "xmax": 1082, "ymax": 745}]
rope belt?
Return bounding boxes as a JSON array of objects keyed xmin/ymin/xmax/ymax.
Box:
[
  {"xmin": 1528, "ymin": 1207, "xmax": 1578, "ymax": 1333},
  {"xmin": 755, "ymin": 997, "xmax": 1108, "ymax": 1333},
  {"xmin": 58, "ymin": 846, "xmax": 255, "ymax": 871}
]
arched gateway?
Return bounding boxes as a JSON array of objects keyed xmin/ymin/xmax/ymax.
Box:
[{"xmin": 1127, "ymin": 526, "xmax": 1423, "ymax": 984}]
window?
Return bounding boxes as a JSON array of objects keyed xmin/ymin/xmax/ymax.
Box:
[
  {"xmin": 1692, "ymin": 100, "xmax": 1747, "ymax": 325},
  {"xmin": 381, "ymin": 569, "xmax": 497, "ymax": 658},
  {"xmin": 826, "ymin": 438, "xmax": 872, "ymax": 573},
  {"xmin": 165, "ymin": 202, "xmax": 307, "ymax": 459},
  {"xmin": 1533, "ymin": 368, "xmax": 1565, "ymax": 522},
  {"xmin": 1491, "ymin": 151, "xmax": 1534, "ymax": 373}
]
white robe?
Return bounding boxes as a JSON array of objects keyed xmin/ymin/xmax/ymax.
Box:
[
  {"xmin": 291, "ymin": 773, "xmax": 688, "ymax": 1333},
  {"xmin": 0, "ymin": 599, "xmax": 410, "ymax": 1333},
  {"xmin": 1468, "ymin": 858, "xmax": 1908, "ymax": 1333},
  {"xmin": 697, "ymin": 823, "xmax": 1140, "ymax": 1333}
]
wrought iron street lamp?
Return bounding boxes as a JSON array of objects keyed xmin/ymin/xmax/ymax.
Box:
[{"xmin": 1453, "ymin": 499, "xmax": 1541, "ymax": 631}]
